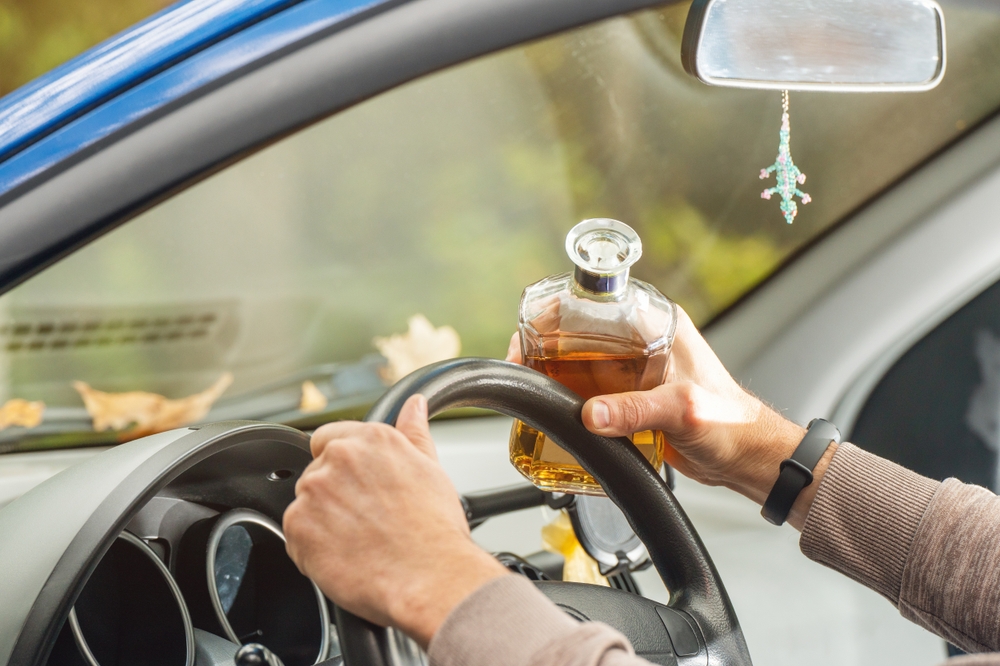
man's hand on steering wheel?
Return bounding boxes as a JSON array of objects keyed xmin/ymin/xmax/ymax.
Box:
[{"xmin": 283, "ymin": 395, "xmax": 508, "ymax": 649}]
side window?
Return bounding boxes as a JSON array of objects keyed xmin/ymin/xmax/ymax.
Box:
[{"xmin": 851, "ymin": 281, "xmax": 1000, "ymax": 489}]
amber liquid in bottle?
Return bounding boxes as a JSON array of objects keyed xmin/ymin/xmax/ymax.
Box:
[{"xmin": 509, "ymin": 351, "xmax": 668, "ymax": 495}]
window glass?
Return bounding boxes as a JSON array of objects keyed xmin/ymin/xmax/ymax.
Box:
[
  {"xmin": 853, "ymin": 279, "xmax": 1000, "ymax": 491},
  {"xmin": 3, "ymin": 2, "xmax": 1000, "ymax": 451},
  {"xmin": 0, "ymin": 0, "xmax": 170, "ymax": 97}
]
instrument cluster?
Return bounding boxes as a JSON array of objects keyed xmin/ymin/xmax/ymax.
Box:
[{"xmin": 47, "ymin": 497, "xmax": 336, "ymax": 666}]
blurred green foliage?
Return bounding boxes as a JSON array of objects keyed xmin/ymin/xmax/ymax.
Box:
[{"xmin": 0, "ymin": 0, "xmax": 168, "ymax": 97}]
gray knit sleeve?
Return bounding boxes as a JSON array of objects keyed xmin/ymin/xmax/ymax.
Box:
[
  {"xmin": 427, "ymin": 574, "xmax": 647, "ymax": 666},
  {"xmin": 899, "ymin": 479, "xmax": 1000, "ymax": 653},
  {"xmin": 800, "ymin": 442, "xmax": 939, "ymax": 603},
  {"xmin": 800, "ymin": 442, "xmax": 1000, "ymax": 653}
]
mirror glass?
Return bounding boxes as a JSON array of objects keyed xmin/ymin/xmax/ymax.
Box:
[{"xmin": 683, "ymin": 0, "xmax": 946, "ymax": 91}]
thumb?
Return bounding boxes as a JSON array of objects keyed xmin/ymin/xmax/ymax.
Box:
[
  {"xmin": 582, "ymin": 383, "xmax": 691, "ymax": 437},
  {"xmin": 395, "ymin": 394, "xmax": 438, "ymax": 460}
]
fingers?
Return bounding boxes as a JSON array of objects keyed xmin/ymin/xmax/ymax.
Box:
[
  {"xmin": 395, "ymin": 394, "xmax": 438, "ymax": 460},
  {"xmin": 583, "ymin": 382, "xmax": 699, "ymax": 437},
  {"xmin": 505, "ymin": 332, "xmax": 522, "ymax": 363},
  {"xmin": 310, "ymin": 407, "xmax": 437, "ymax": 462},
  {"xmin": 310, "ymin": 420, "xmax": 374, "ymax": 458}
]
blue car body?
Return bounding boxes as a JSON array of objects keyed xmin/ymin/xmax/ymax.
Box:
[{"xmin": 0, "ymin": 0, "xmax": 392, "ymax": 196}]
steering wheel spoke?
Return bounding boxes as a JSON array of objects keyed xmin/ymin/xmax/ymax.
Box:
[{"xmin": 536, "ymin": 582, "xmax": 706, "ymax": 666}]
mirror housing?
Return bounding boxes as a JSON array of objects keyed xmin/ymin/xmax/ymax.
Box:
[{"xmin": 681, "ymin": 0, "xmax": 946, "ymax": 92}]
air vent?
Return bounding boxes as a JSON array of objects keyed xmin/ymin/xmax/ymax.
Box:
[
  {"xmin": 0, "ymin": 308, "xmax": 226, "ymax": 353},
  {"xmin": 494, "ymin": 552, "xmax": 551, "ymax": 581},
  {"xmin": 607, "ymin": 570, "xmax": 641, "ymax": 595}
]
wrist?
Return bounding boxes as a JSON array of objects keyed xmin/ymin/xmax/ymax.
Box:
[
  {"xmin": 727, "ymin": 413, "xmax": 839, "ymax": 531},
  {"xmin": 725, "ymin": 413, "xmax": 806, "ymax": 505}
]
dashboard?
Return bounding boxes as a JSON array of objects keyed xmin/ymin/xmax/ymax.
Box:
[
  {"xmin": 50, "ymin": 504, "xmax": 334, "ymax": 666},
  {"xmin": 0, "ymin": 417, "xmax": 653, "ymax": 666},
  {"xmin": 0, "ymin": 422, "xmax": 347, "ymax": 666}
]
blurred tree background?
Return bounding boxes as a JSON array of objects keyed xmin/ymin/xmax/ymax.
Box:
[{"xmin": 0, "ymin": 0, "xmax": 169, "ymax": 97}]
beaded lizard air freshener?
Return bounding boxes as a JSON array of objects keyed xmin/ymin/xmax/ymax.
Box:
[{"xmin": 760, "ymin": 91, "xmax": 811, "ymax": 224}]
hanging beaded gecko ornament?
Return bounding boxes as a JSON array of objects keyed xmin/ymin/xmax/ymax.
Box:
[{"xmin": 760, "ymin": 91, "xmax": 811, "ymax": 224}]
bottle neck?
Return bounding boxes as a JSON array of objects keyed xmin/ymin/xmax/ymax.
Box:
[{"xmin": 573, "ymin": 267, "xmax": 629, "ymax": 297}]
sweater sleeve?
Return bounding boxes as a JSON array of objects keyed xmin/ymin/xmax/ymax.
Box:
[
  {"xmin": 429, "ymin": 442, "xmax": 1000, "ymax": 664},
  {"xmin": 427, "ymin": 574, "xmax": 650, "ymax": 666},
  {"xmin": 801, "ymin": 442, "xmax": 1000, "ymax": 653}
]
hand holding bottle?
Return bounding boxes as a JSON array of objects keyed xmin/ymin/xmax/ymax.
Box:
[
  {"xmin": 508, "ymin": 305, "xmax": 830, "ymax": 529},
  {"xmin": 510, "ymin": 219, "xmax": 677, "ymax": 493}
]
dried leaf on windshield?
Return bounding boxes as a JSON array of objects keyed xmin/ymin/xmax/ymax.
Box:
[
  {"xmin": 541, "ymin": 511, "xmax": 608, "ymax": 586},
  {"xmin": 299, "ymin": 380, "xmax": 328, "ymax": 413},
  {"xmin": 0, "ymin": 399, "xmax": 44, "ymax": 430},
  {"xmin": 373, "ymin": 314, "xmax": 461, "ymax": 384},
  {"xmin": 74, "ymin": 373, "xmax": 233, "ymax": 439}
]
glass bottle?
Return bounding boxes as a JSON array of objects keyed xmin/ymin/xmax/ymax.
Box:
[{"xmin": 509, "ymin": 219, "xmax": 677, "ymax": 495}]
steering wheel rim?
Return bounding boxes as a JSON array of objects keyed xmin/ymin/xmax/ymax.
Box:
[{"xmin": 335, "ymin": 358, "xmax": 751, "ymax": 666}]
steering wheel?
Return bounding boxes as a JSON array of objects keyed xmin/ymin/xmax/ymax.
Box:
[{"xmin": 334, "ymin": 358, "xmax": 752, "ymax": 666}]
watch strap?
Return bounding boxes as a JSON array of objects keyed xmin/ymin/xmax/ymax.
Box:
[{"xmin": 761, "ymin": 419, "xmax": 841, "ymax": 526}]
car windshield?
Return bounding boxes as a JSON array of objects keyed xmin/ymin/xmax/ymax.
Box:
[{"xmin": 1, "ymin": 1, "xmax": 999, "ymax": 453}]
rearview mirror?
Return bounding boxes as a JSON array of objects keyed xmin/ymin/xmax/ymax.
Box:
[{"xmin": 681, "ymin": 0, "xmax": 946, "ymax": 92}]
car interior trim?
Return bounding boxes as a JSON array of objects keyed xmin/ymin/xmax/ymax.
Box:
[
  {"xmin": 0, "ymin": 428, "xmax": 190, "ymax": 666},
  {"xmin": 66, "ymin": 610, "xmax": 96, "ymax": 666},
  {"xmin": 829, "ymin": 217, "xmax": 1000, "ymax": 438}
]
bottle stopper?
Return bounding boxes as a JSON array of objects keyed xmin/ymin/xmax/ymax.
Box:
[{"xmin": 565, "ymin": 219, "xmax": 642, "ymax": 294}]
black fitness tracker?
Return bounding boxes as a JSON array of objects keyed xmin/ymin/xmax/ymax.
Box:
[{"xmin": 761, "ymin": 418, "xmax": 842, "ymax": 526}]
